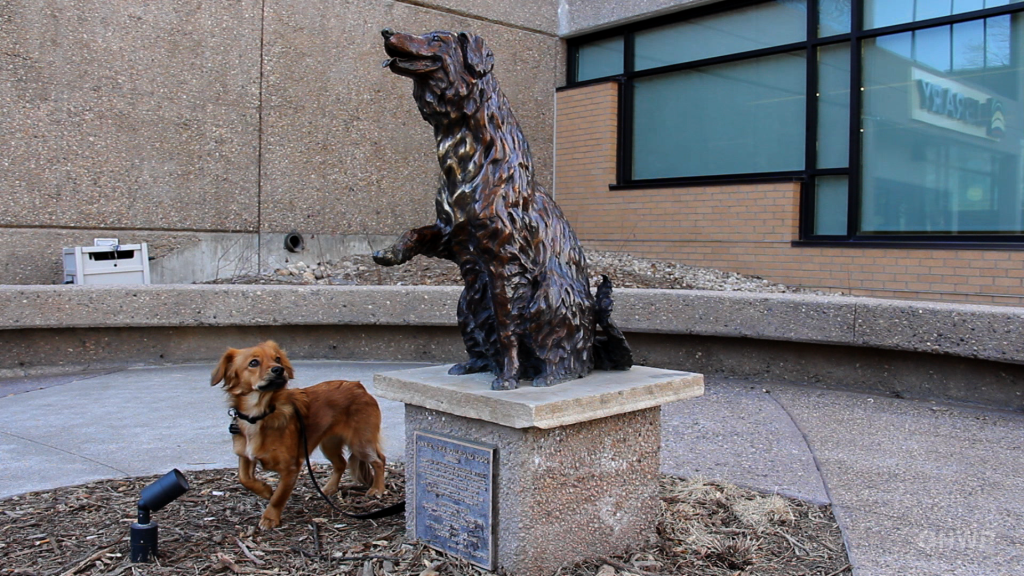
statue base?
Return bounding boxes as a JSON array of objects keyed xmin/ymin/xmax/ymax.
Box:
[{"xmin": 374, "ymin": 365, "xmax": 704, "ymax": 576}]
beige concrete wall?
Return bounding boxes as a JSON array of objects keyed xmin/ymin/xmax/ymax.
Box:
[
  {"xmin": 0, "ymin": 0, "xmax": 264, "ymax": 232},
  {"xmin": 0, "ymin": 0, "xmax": 561, "ymax": 284}
]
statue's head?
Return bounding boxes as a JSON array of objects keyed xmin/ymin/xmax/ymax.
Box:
[{"xmin": 381, "ymin": 28, "xmax": 495, "ymax": 117}]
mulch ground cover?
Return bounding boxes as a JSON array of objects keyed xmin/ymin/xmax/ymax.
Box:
[{"xmin": 1, "ymin": 464, "xmax": 851, "ymax": 576}]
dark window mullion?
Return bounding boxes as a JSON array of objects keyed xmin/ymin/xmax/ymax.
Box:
[
  {"xmin": 847, "ymin": 0, "xmax": 864, "ymax": 238},
  {"xmin": 567, "ymin": 43, "xmax": 578, "ymax": 85},
  {"xmin": 620, "ymin": 31, "xmax": 635, "ymax": 185},
  {"xmin": 803, "ymin": 0, "xmax": 819, "ymax": 239}
]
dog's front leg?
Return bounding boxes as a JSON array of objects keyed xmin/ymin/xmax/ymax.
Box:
[
  {"xmin": 237, "ymin": 456, "xmax": 273, "ymax": 500},
  {"xmin": 260, "ymin": 465, "xmax": 299, "ymax": 530},
  {"xmin": 373, "ymin": 224, "xmax": 449, "ymax": 266}
]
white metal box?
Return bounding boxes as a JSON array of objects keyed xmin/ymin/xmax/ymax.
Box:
[{"xmin": 63, "ymin": 244, "xmax": 151, "ymax": 285}]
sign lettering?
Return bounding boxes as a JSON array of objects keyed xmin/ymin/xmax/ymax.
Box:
[{"xmin": 413, "ymin": 432, "xmax": 496, "ymax": 570}]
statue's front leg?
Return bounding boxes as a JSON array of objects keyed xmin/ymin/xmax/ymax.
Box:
[{"xmin": 373, "ymin": 224, "xmax": 448, "ymax": 266}]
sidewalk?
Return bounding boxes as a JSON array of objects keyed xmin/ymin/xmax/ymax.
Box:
[{"xmin": 1, "ymin": 361, "xmax": 1022, "ymax": 576}]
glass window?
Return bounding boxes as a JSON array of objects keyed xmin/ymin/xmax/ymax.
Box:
[
  {"xmin": 817, "ymin": 43, "xmax": 851, "ymax": 168},
  {"xmin": 952, "ymin": 19, "xmax": 986, "ymax": 69},
  {"xmin": 860, "ymin": 15, "xmax": 1023, "ymax": 234},
  {"xmin": 634, "ymin": 0, "xmax": 807, "ymax": 71},
  {"xmin": 815, "ymin": 176, "xmax": 850, "ymax": 234},
  {"xmin": 576, "ymin": 35, "xmax": 624, "ymax": 82},
  {"xmin": 819, "ymin": 0, "xmax": 853, "ymax": 36},
  {"xmin": 632, "ymin": 52, "xmax": 806, "ymax": 179},
  {"xmin": 915, "ymin": 25, "xmax": 952, "ymax": 71},
  {"xmin": 865, "ymin": 0, "xmax": 1023, "ymax": 29}
]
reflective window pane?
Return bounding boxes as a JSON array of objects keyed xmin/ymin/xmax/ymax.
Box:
[
  {"xmin": 915, "ymin": 25, "xmax": 952, "ymax": 71},
  {"xmin": 815, "ymin": 176, "xmax": 850, "ymax": 235},
  {"xmin": 819, "ymin": 0, "xmax": 852, "ymax": 36},
  {"xmin": 817, "ymin": 43, "xmax": 851, "ymax": 168},
  {"xmin": 633, "ymin": 52, "xmax": 806, "ymax": 179},
  {"xmin": 954, "ymin": 0, "xmax": 986, "ymax": 12},
  {"xmin": 986, "ymin": 15, "xmax": 1012, "ymax": 68},
  {"xmin": 865, "ymin": 0, "xmax": 1023, "ymax": 29},
  {"xmin": 860, "ymin": 15, "xmax": 1024, "ymax": 235},
  {"xmin": 952, "ymin": 19, "xmax": 986, "ymax": 69},
  {"xmin": 634, "ymin": 0, "xmax": 806, "ymax": 71},
  {"xmin": 576, "ymin": 36, "xmax": 624, "ymax": 82}
]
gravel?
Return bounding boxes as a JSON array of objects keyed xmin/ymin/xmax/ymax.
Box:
[{"xmin": 206, "ymin": 251, "xmax": 820, "ymax": 294}]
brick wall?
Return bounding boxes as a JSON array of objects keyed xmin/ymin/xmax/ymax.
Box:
[{"xmin": 554, "ymin": 82, "xmax": 1024, "ymax": 306}]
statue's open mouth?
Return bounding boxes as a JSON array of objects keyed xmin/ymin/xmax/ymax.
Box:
[
  {"xmin": 383, "ymin": 39, "xmax": 441, "ymax": 74},
  {"xmin": 382, "ymin": 56, "xmax": 439, "ymax": 72}
]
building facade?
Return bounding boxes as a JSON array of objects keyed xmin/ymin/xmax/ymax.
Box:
[
  {"xmin": 3, "ymin": 0, "xmax": 1023, "ymax": 305},
  {"xmin": 0, "ymin": 0, "xmax": 562, "ymax": 284},
  {"xmin": 557, "ymin": 0, "xmax": 1024, "ymax": 304}
]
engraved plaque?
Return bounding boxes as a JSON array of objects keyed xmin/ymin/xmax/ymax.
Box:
[{"xmin": 413, "ymin": 431, "xmax": 496, "ymax": 570}]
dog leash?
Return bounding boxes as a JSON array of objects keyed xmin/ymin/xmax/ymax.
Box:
[{"xmin": 294, "ymin": 410, "xmax": 405, "ymax": 520}]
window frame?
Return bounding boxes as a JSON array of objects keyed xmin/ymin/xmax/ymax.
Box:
[{"xmin": 564, "ymin": 0, "xmax": 1024, "ymax": 247}]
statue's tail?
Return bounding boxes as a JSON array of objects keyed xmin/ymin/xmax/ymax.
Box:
[{"xmin": 593, "ymin": 275, "xmax": 633, "ymax": 371}]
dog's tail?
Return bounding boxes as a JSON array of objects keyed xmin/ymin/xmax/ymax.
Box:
[
  {"xmin": 350, "ymin": 439, "xmax": 386, "ymax": 487},
  {"xmin": 351, "ymin": 457, "xmax": 376, "ymax": 487},
  {"xmin": 593, "ymin": 275, "xmax": 634, "ymax": 371}
]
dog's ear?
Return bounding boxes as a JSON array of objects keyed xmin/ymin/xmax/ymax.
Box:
[
  {"xmin": 211, "ymin": 349, "xmax": 236, "ymax": 386},
  {"xmin": 267, "ymin": 341, "xmax": 295, "ymax": 379},
  {"xmin": 281, "ymin": 351, "xmax": 295, "ymax": 380},
  {"xmin": 458, "ymin": 32, "xmax": 493, "ymax": 79}
]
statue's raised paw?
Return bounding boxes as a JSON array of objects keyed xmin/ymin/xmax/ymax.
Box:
[{"xmin": 372, "ymin": 247, "xmax": 403, "ymax": 266}]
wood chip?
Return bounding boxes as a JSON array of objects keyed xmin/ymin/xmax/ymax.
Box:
[{"xmin": 0, "ymin": 464, "xmax": 851, "ymax": 576}]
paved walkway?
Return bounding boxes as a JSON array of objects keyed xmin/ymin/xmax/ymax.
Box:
[{"xmin": 1, "ymin": 361, "xmax": 1022, "ymax": 576}]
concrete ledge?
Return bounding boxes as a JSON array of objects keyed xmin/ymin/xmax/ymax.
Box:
[
  {"xmin": 2, "ymin": 285, "xmax": 1023, "ymax": 365},
  {"xmin": 374, "ymin": 365, "xmax": 704, "ymax": 429}
]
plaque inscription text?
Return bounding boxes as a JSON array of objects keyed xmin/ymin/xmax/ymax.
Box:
[{"xmin": 413, "ymin": 432, "xmax": 495, "ymax": 569}]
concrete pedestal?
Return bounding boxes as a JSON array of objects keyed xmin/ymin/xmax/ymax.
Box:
[{"xmin": 374, "ymin": 365, "xmax": 704, "ymax": 576}]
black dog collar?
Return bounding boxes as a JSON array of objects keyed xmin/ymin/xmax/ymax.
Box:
[{"xmin": 228, "ymin": 405, "xmax": 276, "ymax": 424}]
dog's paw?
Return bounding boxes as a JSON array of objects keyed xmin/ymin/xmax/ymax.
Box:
[
  {"xmin": 365, "ymin": 486, "xmax": 385, "ymax": 498},
  {"xmin": 258, "ymin": 511, "xmax": 281, "ymax": 530},
  {"xmin": 491, "ymin": 376, "xmax": 519, "ymax": 391},
  {"xmin": 372, "ymin": 247, "xmax": 404, "ymax": 266},
  {"xmin": 254, "ymin": 483, "xmax": 274, "ymax": 500},
  {"xmin": 449, "ymin": 358, "xmax": 491, "ymax": 375}
]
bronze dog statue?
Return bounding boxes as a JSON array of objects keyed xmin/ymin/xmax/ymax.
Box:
[{"xmin": 375, "ymin": 29, "xmax": 631, "ymax": 390}]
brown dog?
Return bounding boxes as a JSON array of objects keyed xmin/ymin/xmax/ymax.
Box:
[
  {"xmin": 376, "ymin": 29, "xmax": 632, "ymax": 390},
  {"xmin": 210, "ymin": 341, "xmax": 386, "ymax": 529}
]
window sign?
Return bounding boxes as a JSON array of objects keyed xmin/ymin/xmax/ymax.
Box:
[
  {"xmin": 911, "ymin": 68, "xmax": 1007, "ymax": 140},
  {"xmin": 861, "ymin": 17, "xmax": 1022, "ymax": 235}
]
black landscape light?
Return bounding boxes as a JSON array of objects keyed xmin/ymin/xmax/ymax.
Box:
[{"xmin": 130, "ymin": 469, "xmax": 190, "ymax": 563}]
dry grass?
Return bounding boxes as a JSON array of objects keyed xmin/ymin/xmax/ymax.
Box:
[{"xmin": 1, "ymin": 466, "xmax": 850, "ymax": 576}]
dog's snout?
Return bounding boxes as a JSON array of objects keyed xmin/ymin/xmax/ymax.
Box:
[
  {"xmin": 381, "ymin": 28, "xmax": 395, "ymax": 40},
  {"xmin": 271, "ymin": 366, "xmax": 284, "ymax": 376}
]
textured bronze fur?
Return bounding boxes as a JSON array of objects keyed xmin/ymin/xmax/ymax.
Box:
[{"xmin": 375, "ymin": 29, "xmax": 631, "ymax": 390}]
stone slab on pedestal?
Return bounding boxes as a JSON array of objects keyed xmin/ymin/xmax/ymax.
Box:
[
  {"xmin": 374, "ymin": 366, "xmax": 704, "ymax": 576},
  {"xmin": 374, "ymin": 365, "xmax": 704, "ymax": 429}
]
